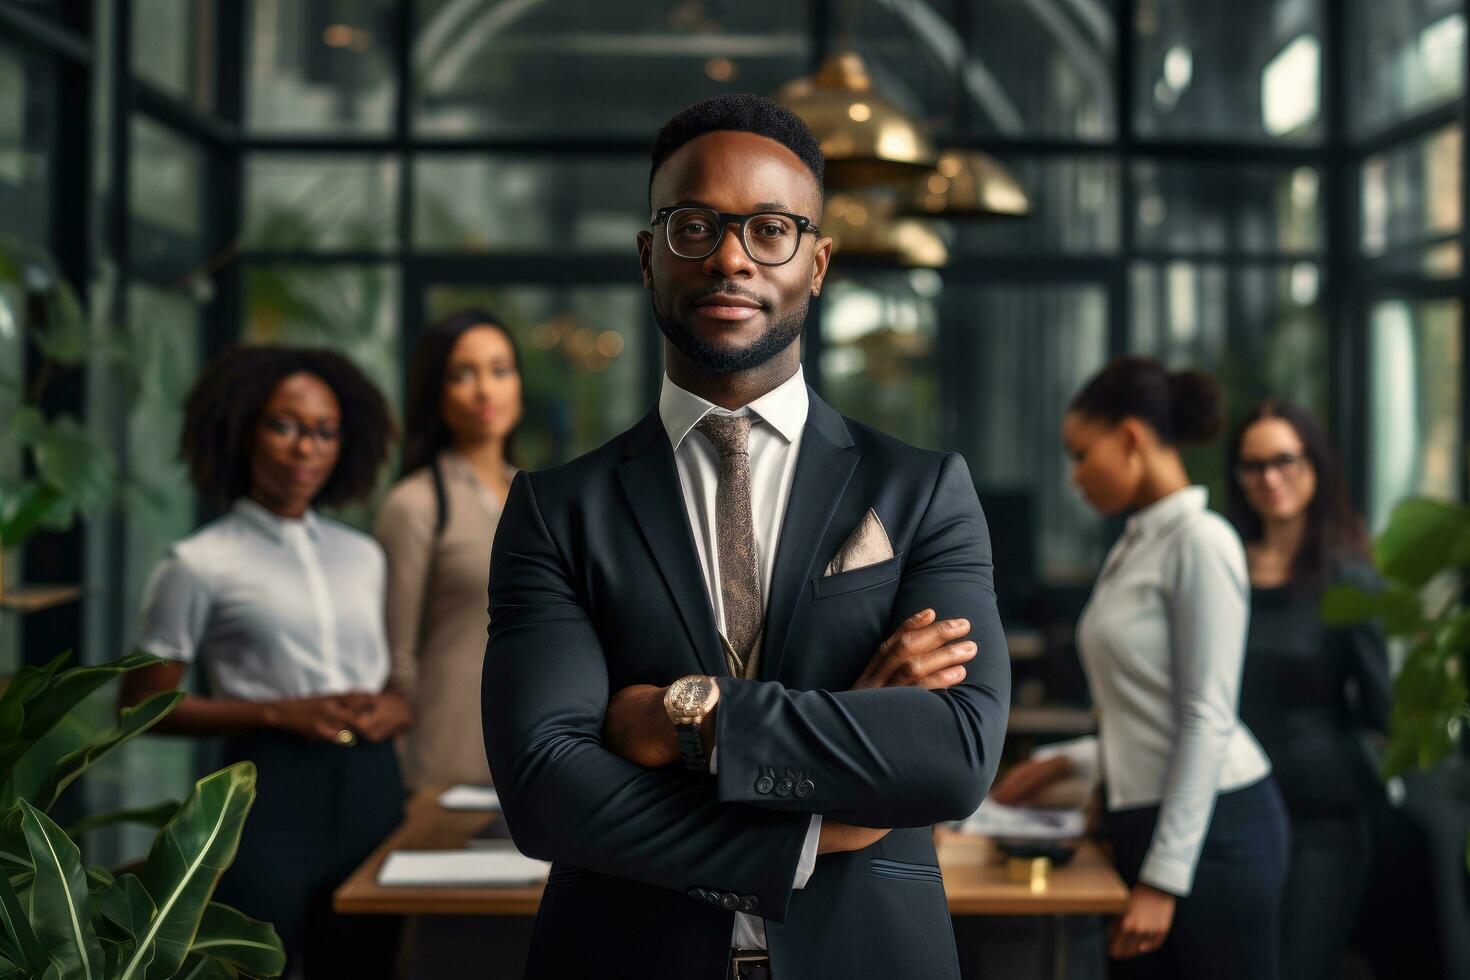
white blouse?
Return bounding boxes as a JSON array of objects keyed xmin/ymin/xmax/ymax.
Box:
[
  {"xmin": 136, "ymin": 498, "xmax": 391, "ymax": 701},
  {"xmin": 1039, "ymin": 486, "xmax": 1270, "ymax": 896}
]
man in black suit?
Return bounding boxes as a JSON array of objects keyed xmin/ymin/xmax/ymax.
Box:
[{"xmin": 484, "ymin": 93, "xmax": 1010, "ymax": 980}]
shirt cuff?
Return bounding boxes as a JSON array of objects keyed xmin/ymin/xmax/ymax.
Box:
[
  {"xmin": 1138, "ymin": 850, "xmax": 1193, "ymax": 897},
  {"xmin": 792, "ymin": 815, "xmax": 821, "ymax": 890}
]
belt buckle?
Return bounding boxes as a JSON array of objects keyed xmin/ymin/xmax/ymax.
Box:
[{"xmin": 730, "ymin": 948, "xmax": 770, "ymax": 980}]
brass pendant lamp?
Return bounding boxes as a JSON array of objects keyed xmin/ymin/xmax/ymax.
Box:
[
  {"xmin": 825, "ymin": 194, "xmax": 949, "ymax": 268},
  {"xmin": 775, "ymin": 51, "xmax": 938, "ymax": 190},
  {"xmin": 898, "ymin": 149, "xmax": 1031, "ymax": 219}
]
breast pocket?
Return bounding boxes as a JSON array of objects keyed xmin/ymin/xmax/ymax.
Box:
[{"xmin": 810, "ymin": 553, "xmax": 903, "ymax": 600}]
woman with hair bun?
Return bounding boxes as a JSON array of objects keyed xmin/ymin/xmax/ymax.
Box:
[{"xmin": 991, "ymin": 357, "xmax": 1288, "ymax": 980}]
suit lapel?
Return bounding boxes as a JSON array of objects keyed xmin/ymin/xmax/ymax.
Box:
[
  {"xmin": 763, "ymin": 390, "xmax": 858, "ymax": 683},
  {"xmin": 616, "ymin": 409, "xmax": 727, "ymax": 678}
]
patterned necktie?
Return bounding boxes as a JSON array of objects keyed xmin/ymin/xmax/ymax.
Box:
[{"xmin": 695, "ymin": 413, "xmax": 763, "ymax": 680}]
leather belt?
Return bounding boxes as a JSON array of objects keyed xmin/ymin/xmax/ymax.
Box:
[{"xmin": 729, "ymin": 947, "xmax": 771, "ymax": 980}]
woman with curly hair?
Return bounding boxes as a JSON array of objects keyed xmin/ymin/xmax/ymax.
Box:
[
  {"xmin": 122, "ymin": 345, "xmax": 406, "ymax": 980},
  {"xmin": 374, "ymin": 308, "xmax": 522, "ymax": 789}
]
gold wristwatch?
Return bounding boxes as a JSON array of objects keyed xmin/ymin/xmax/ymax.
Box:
[{"xmin": 664, "ymin": 674, "xmax": 720, "ymax": 772}]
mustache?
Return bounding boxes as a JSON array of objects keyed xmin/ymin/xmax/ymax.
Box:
[{"xmin": 691, "ymin": 282, "xmax": 772, "ymax": 311}]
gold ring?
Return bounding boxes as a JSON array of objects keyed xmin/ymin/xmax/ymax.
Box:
[{"xmin": 335, "ymin": 729, "xmax": 357, "ymax": 747}]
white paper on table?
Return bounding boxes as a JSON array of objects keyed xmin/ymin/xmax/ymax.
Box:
[
  {"xmin": 377, "ymin": 848, "xmax": 549, "ymax": 887},
  {"xmin": 955, "ymin": 800, "xmax": 1086, "ymax": 841},
  {"xmin": 437, "ymin": 785, "xmax": 501, "ymax": 811}
]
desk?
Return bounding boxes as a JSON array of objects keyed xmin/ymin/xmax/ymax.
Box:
[{"xmin": 336, "ymin": 790, "xmax": 1128, "ymax": 978}]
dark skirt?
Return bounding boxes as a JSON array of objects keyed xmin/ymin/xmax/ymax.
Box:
[
  {"xmin": 215, "ymin": 731, "xmax": 405, "ymax": 980},
  {"xmin": 1102, "ymin": 776, "xmax": 1290, "ymax": 980}
]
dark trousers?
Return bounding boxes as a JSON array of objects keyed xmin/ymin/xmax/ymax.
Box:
[
  {"xmin": 1280, "ymin": 808, "xmax": 1370, "ymax": 980},
  {"xmin": 1102, "ymin": 776, "xmax": 1289, "ymax": 980},
  {"xmin": 216, "ymin": 732, "xmax": 405, "ymax": 980}
]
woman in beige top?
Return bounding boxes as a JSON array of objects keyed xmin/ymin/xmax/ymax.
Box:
[{"xmin": 375, "ymin": 308, "xmax": 522, "ymax": 788}]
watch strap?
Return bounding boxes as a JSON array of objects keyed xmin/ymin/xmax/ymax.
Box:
[{"xmin": 677, "ymin": 723, "xmax": 708, "ymax": 772}]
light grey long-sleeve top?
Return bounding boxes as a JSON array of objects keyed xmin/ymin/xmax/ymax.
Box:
[{"xmin": 1039, "ymin": 485, "xmax": 1271, "ymax": 896}]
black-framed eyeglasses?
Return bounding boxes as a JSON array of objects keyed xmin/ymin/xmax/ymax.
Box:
[
  {"xmin": 651, "ymin": 206, "xmax": 821, "ymax": 266},
  {"xmin": 260, "ymin": 416, "xmax": 341, "ymax": 446},
  {"xmin": 1234, "ymin": 452, "xmax": 1307, "ymax": 482}
]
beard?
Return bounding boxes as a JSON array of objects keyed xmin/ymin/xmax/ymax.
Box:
[{"xmin": 652, "ymin": 288, "xmax": 809, "ymax": 375}]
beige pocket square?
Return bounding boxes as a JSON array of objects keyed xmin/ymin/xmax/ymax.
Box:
[{"xmin": 824, "ymin": 508, "xmax": 895, "ymax": 577}]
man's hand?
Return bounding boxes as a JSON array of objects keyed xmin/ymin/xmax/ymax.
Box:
[
  {"xmin": 603, "ymin": 684, "xmax": 682, "ymax": 768},
  {"xmin": 1108, "ymin": 883, "xmax": 1176, "ymax": 959},
  {"xmin": 851, "ymin": 608, "xmax": 976, "ymax": 691}
]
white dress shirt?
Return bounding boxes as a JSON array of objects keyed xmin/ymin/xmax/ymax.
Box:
[
  {"xmin": 1037, "ymin": 486, "xmax": 1270, "ymax": 896},
  {"xmin": 659, "ymin": 368, "xmax": 822, "ymax": 950},
  {"xmin": 136, "ymin": 498, "xmax": 391, "ymax": 701}
]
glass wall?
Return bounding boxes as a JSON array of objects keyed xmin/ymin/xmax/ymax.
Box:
[
  {"xmin": 1350, "ymin": 0, "xmax": 1467, "ymax": 525},
  {"xmin": 0, "ymin": 0, "xmax": 1461, "ymax": 865}
]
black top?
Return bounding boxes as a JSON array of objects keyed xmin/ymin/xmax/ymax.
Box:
[{"xmin": 1239, "ymin": 559, "xmax": 1393, "ymax": 814}]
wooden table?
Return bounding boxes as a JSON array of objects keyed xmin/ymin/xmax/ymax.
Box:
[{"xmin": 336, "ymin": 790, "xmax": 1128, "ymax": 978}]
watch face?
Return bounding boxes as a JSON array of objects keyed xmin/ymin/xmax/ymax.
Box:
[{"xmin": 669, "ymin": 676, "xmax": 713, "ymax": 713}]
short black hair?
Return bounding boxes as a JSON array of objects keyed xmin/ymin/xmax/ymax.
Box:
[
  {"xmin": 649, "ymin": 93, "xmax": 825, "ymax": 205},
  {"xmin": 180, "ymin": 344, "xmax": 396, "ymax": 508}
]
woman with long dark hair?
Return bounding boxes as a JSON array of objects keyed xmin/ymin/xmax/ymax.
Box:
[
  {"xmin": 374, "ymin": 308, "xmax": 523, "ymax": 788},
  {"xmin": 993, "ymin": 357, "xmax": 1288, "ymax": 980},
  {"xmin": 124, "ymin": 345, "xmax": 406, "ymax": 978},
  {"xmin": 1226, "ymin": 400, "xmax": 1391, "ymax": 980}
]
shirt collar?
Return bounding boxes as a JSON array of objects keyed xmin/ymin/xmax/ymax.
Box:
[
  {"xmin": 232, "ymin": 497, "xmax": 321, "ymax": 543},
  {"xmin": 658, "ymin": 366, "xmax": 809, "ymax": 452},
  {"xmin": 1124, "ymin": 485, "xmax": 1209, "ymax": 540}
]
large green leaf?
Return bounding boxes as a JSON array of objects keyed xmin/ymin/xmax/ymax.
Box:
[
  {"xmin": 175, "ymin": 954, "xmax": 239, "ymax": 979},
  {"xmin": 16, "ymin": 802, "xmax": 103, "ymax": 980},
  {"xmin": 188, "ymin": 903, "xmax": 284, "ymax": 978},
  {"xmin": 66, "ymin": 801, "xmax": 180, "ymax": 841},
  {"xmin": 0, "ymin": 652, "xmax": 170, "ymax": 803},
  {"xmin": 1321, "ymin": 583, "xmax": 1426, "ymax": 634},
  {"xmin": 34, "ymin": 280, "xmax": 89, "ymax": 367},
  {"xmin": 0, "ymin": 864, "xmax": 45, "ymax": 974},
  {"xmin": 0, "ymin": 653, "xmax": 73, "ymax": 774},
  {"xmin": 32, "ymin": 416, "xmax": 116, "ymax": 518},
  {"xmin": 11, "ymin": 409, "xmax": 45, "ymax": 448},
  {"xmin": 1374, "ymin": 498, "xmax": 1470, "ymax": 587},
  {"xmin": 22, "ymin": 691, "xmax": 183, "ymax": 813},
  {"xmin": 0, "ymin": 481, "xmax": 70, "ymax": 550},
  {"xmin": 122, "ymin": 763, "xmax": 257, "ymax": 980},
  {"xmin": 17, "ymin": 653, "xmax": 166, "ymax": 757},
  {"xmin": 93, "ymin": 874, "xmax": 154, "ymax": 974}
]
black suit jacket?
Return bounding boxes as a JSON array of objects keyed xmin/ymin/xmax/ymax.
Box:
[{"xmin": 484, "ymin": 388, "xmax": 1010, "ymax": 979}]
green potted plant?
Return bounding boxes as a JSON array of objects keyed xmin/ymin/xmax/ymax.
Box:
[
  {"xmin": 1323, "ymin": 496, "xmax": 1470, "ymax": 863},
  {"xmin": 0, "ymin": 238, "xmax": 123, "ymax": 610},
  {"xmin": 0, "ymin": 649, "xmax": 283, "ymax": 978}
]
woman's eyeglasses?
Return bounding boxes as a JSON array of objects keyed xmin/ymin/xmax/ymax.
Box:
[
  {"xmin": 1234, "ymin": 452, "xmax": 1306, "ymax": 483},
  {"xmin": 260, "ymin": 416, "xmax": 341, "ymax": 446}
]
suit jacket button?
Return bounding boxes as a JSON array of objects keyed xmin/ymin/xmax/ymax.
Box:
[
  {"xmin": 775, "ymin": 777, "xmax": 793, "ymax": 798},
  {"xmin": 740, "ymin": 895, "xmax": 759, "ymax": 913},
  {"xmin": 795, "ymin": 779, "xmax": 814, "ymax": 799},
  {"xmin": 721, "ymin": 893, "xmax": 739, "ymax": 911},
  {"xmin": 755, "ymin": 775, "xmax": 774, "ymax": 795}
]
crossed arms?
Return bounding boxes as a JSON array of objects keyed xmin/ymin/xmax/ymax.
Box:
[{"xmin": 482, "ymin": 453, "xmax": 1010, "ymax": 922}]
